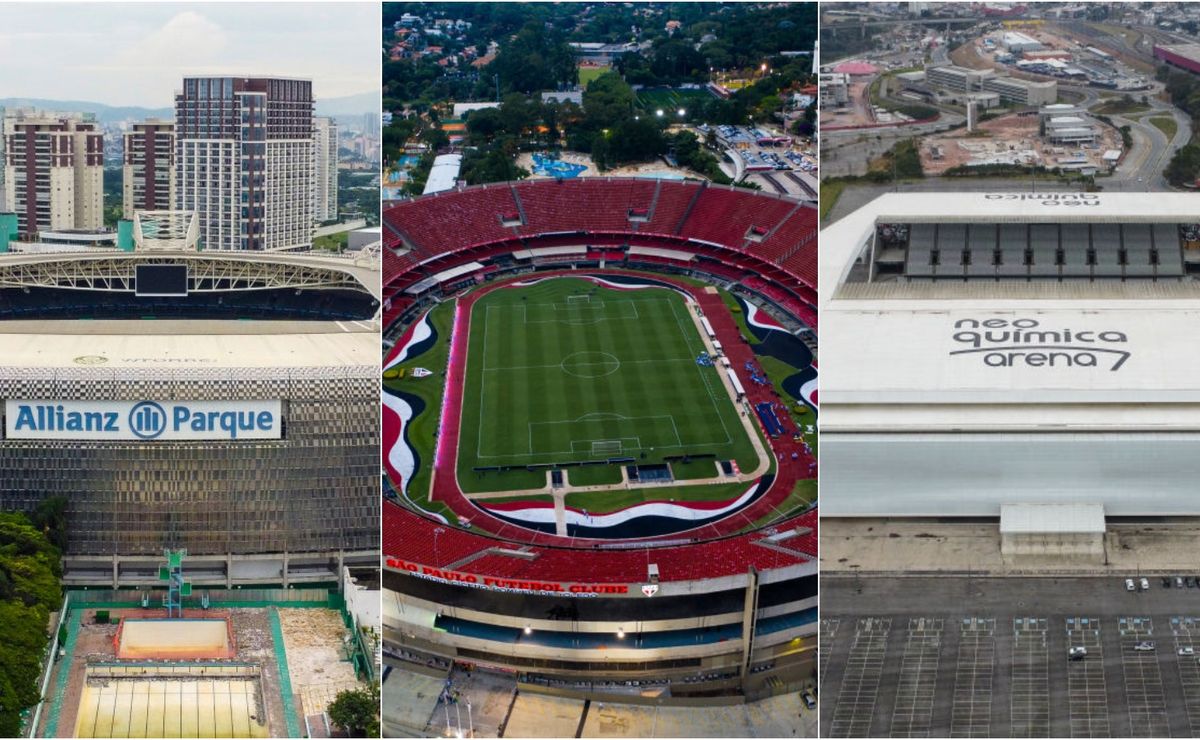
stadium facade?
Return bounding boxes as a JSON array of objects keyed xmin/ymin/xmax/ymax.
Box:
[
  {"xmin": 0, "ymin": 244, "xmax": 381, "ymax": 587},
  {"xmin": 820, "ymin": 192, "xmax": 1200, "ymax": 519},
  {"xmin": 380, "ymin": 179, "xmax": 819, "ymax": 707}
]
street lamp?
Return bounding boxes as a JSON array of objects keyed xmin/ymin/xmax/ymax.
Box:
[{"xmin": 677, "ymin": 108, "xmax": 686, "ymax": 117}]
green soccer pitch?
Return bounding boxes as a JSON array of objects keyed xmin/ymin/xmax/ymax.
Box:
[{"xmin": 456, "ymin": 277, "xmax": 761, "ymax": 493}]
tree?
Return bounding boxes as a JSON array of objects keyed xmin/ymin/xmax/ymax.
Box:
[
  {"xmin": 582, "ymin": 72, "xmax": 636, "ymax": 130},
  {"xmin": 486, "ymin": 22, "xmax": 577, "ymax": 95},
  {"xmin": 327, "ymin": 686, "xmax": 379, "ymax": 738},
  {"xmin": 0, "ymin": 512, "xmax": 61, "ymax": 737}
]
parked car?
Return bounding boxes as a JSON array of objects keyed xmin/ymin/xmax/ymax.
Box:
[
  {"xmin": 1134, "ymin": 641, "xmax": 1155, "ymax": 652},
  {"xmin": 1069, "ymin": 646, "xmax": 1087, "ymax": 660},
  {"xmin": 1125, "ymin": 578, "xmax": 1136, "ymax": 591},
  {"xmin": 1178, "ymin": 647, "xmax": 1196, "ymax": 656},
  {"xmin": 802, "ymin": 691, "xmax": 817, "ymax": 710},
  {"xmin": 1140, "ymin": 578, "xmax": 1150, "ymax": 591}
]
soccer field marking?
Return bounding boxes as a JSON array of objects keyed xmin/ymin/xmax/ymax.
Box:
[
  {"xmin": 484, "ymin": 297, "xmax": 664, "ymax": 326},
  {"xmin": 665, "ymin": 298, "xmax": 734, "ymax": 447},
  {"xmin": 471, "ymin": 289, "xmax": 739, "ymax": 463},
  {"xmin": 560, "ymin": 351, "xmax": 621, "ymax": 378}
]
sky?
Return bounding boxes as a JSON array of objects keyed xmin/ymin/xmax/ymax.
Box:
[{"xmin": 0, "ymin": 3, "xmax": 379, "ymax": 106}]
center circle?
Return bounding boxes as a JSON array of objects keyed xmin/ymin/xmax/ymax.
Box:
[{"xmin": 560, "ymin": 351, "xmax": 621, "ymax": 378}]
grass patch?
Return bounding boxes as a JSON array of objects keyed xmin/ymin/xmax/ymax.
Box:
[
  {"xmin": 567, "ymin": 465, "xmax": 624, "ymax": 487},
  {"xmin": 1150, "ymin": 116, "xmax": 1179, "ymax": 141},
  {"xmin": 457, "ymin": 277, "xmax": 758, "ymax": 494},
  {"xmin": 312, "ymin": 231, "xmax": 350, "ymax": 252},
  {"xmin": 578, "ymin": 65, "xmax": 610, "ymax": 86},
  {"xmin": 819, "ymin": 179, "xmax": 845, "ymax": 222},
  {"xmin": 635, "ymin": 88, "xmax": 714, "ymax": 113},
  {"xmin": 565, "ymin": 481, "xmax": 751, "ymax": 515},
  {"xmin": 384, "ymin": 302, "xmax": 455, "ymax": 519},
  {"xmin": 1093, "ymin": 97, "xmax": 1150, "ymax": 116}
]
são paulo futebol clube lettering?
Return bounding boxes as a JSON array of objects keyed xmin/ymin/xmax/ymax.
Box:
[{"xmin": 950, "ymin": 317, "xmax": 1130, "ymax": 371}]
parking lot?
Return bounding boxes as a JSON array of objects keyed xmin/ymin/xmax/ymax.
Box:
[{"xmin": 821, "ymin": 576, "xmax": 1200, "ymax": 737}]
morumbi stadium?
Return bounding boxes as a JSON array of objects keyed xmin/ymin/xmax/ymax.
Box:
[
  {"xmin": 0, "ymin": 212, "xmax": 381, "ymax": 586},
  {"xmin": 380, "ymin": 178, "xmax": 818, "ymax": 731}
]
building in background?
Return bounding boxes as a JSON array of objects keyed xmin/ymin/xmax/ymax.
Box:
[
  {"xmin": 2, "ymin": 111, "xmax": 103, "ymax": 239},
  {"xmin": 312, "ymin": 116, "xmax": 338, "ymax": 223},
  {"xmin": 175, "ymin": 76, "xmax": 314, "ymax": 251},
  {"xmin": 122, "ymin": 119, "xmax": 176, "ymax": 218}
]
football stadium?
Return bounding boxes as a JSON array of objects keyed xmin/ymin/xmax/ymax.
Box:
[
  {"xmin": 0, "ymin": 213, "xmax": 382, "ymax": 737},
  {"xmin": 380, "ymin": 178, "xmax": 819, "ymax": 736},
  {"xmin": 821, "ymin": 192, "xmax": 1200, "ymax": 550}
]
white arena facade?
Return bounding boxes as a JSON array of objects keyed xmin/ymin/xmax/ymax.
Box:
[{"xmin": 820, "ymin": 192, "xmax": 1200, "ymax": 520}]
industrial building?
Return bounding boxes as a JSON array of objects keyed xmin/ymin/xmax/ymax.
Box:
[
  {"xmin": 983, "ymin": 75, "xmax": 1058, "ymax": 106},
  {"xmin": 819, "ymin": 72, "xmax": 850, "ymax": 108},
  {"xmin": 925, "ymin": 64, "xmax": 993, "ymax": 92}
]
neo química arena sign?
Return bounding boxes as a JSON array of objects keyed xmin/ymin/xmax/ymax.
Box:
[{"xmin": 4, "ymin": 400, "xmax": 282, "ymax": 441}]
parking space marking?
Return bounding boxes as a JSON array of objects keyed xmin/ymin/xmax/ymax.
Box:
[
  {"xmin": 1118, "ymin": 616, "xmax": 1170, "ymax": 737},
  {"xmin": 1065, "ymin": 616, "xmax": 1109, "ymax": 738},
  {"xmin": 1171, "ymin": 616, "xmax": 1200, "ymax": 736},
  {"xmin": 890, "ymin": 618, "xmax": 943, "ymax": 737},
  {"xmin": 951, "ymin": 618, "xmax": 995, "ymax": 738},
  {"xmin": 1011, "ymin": 617, "xmax": 1050, "ymax": 738},
  {"xmin": 822, "ymin": 619, "xmax": 841, "ymax": 687},
  {"xmin": 829, "ymin": 617, "xmax": 890, "ymax": 738}
]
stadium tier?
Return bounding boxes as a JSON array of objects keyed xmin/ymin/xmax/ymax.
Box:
[{"xmin": 382, "ymin": 178, "xmax": 818, "ymax": 700}]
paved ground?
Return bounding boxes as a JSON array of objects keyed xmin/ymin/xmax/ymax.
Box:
[
  {"xmin": 821, "ymin": 519, "xmax": 1200, "ymax": 576},
  {"xmin": 820, "ymin": 575, "xmax": 1200, "ymax": 738}
]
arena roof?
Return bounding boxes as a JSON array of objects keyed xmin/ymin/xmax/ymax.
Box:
[
  {"xmin": 0, "ymin": 320, "xmax": 376, "ymax": 371},
  {"xmin": 820, "ymin": 193, "xmax": 1200, "ymax": 429}
]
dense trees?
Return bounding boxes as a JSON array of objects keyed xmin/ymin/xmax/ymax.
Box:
[{"xmin": 0, "ymin": 511, "xmax": 62, "ymax": 737}]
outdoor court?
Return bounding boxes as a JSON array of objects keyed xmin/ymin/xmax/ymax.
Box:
[
  {"xmin": 456, "ymin": 277, "xmax": 756, "ymax": 492},
  {"xmin": 116, "ymin": 619, "xmax": 235, "ymax": 660}
]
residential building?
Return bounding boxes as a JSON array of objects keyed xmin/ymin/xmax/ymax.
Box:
[
  {"xmin": 122, "ymin": 119, "xmax": 176, "ymax": 218},
  {"xmin": 312, "ymin": 116, "xmax": 338, "ymax": 223},
  {"xmin": 2, "ymin": 111, "xmax": 103, "ymax": 239},
  {"xmin": 175, "ymin": 76, "xmax": 314, "ymax": 251}
]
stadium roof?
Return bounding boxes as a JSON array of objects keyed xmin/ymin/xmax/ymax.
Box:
[
  {"xmin": 820, "ymin": 192, "xmax": 1200, "ymax": 428},
  {"xmin": 0, "ymin": 320, "xmax": 376, "ymax": 371}
]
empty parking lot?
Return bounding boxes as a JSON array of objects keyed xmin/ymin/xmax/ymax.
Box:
[{"xmin": 821, "ymin": 576, "xmax": 1200, "ymax": 737}]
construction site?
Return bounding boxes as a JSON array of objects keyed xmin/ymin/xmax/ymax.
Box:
[
  {"xmin": 917, "ymin": 106, "xmax": 1123, "ymax": 175},
  {"xmin": 32, "ymin": 553, "xmax": 375, "ymax": 739}
]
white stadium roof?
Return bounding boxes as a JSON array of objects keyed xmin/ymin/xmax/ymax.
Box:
[
  {"xmin": 0, "ymin": 320, "xmax": 377, "ymax": 372},
  {"xmin": 820, "ymin": 193, "xmax": 1200, "ymax": 517}
]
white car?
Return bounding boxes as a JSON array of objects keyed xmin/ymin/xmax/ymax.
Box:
[
  {"xmin": 1068, "ymin": 646, "xmax": 1087, "ymax": 660},
  {"xmin": 1134, "ymin": 641, "xmax": 1155, "ymax": 652},
  {"xmin": 1140, "ymin": 577, "xmax": 1150, "ymax": 591},
  {"xmin": 1179, "ymin": 647, "xmax": 1196, "ymax": 656},
  {"xmin": 1126, "ymin": 578, "xmax": 1136, "ymax": 591}
]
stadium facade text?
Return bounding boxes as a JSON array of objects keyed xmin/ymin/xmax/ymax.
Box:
[
  {"xmin": 949, "ymin": 317, "xmax": 1130, "ymax": 371},
  {"xmin": 4, "ymin": 400, "xmax": 282, "ymax": 441},
  {"xmin": 386, "ymin": 557, "xmax": 633, "ymax": 597}
]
